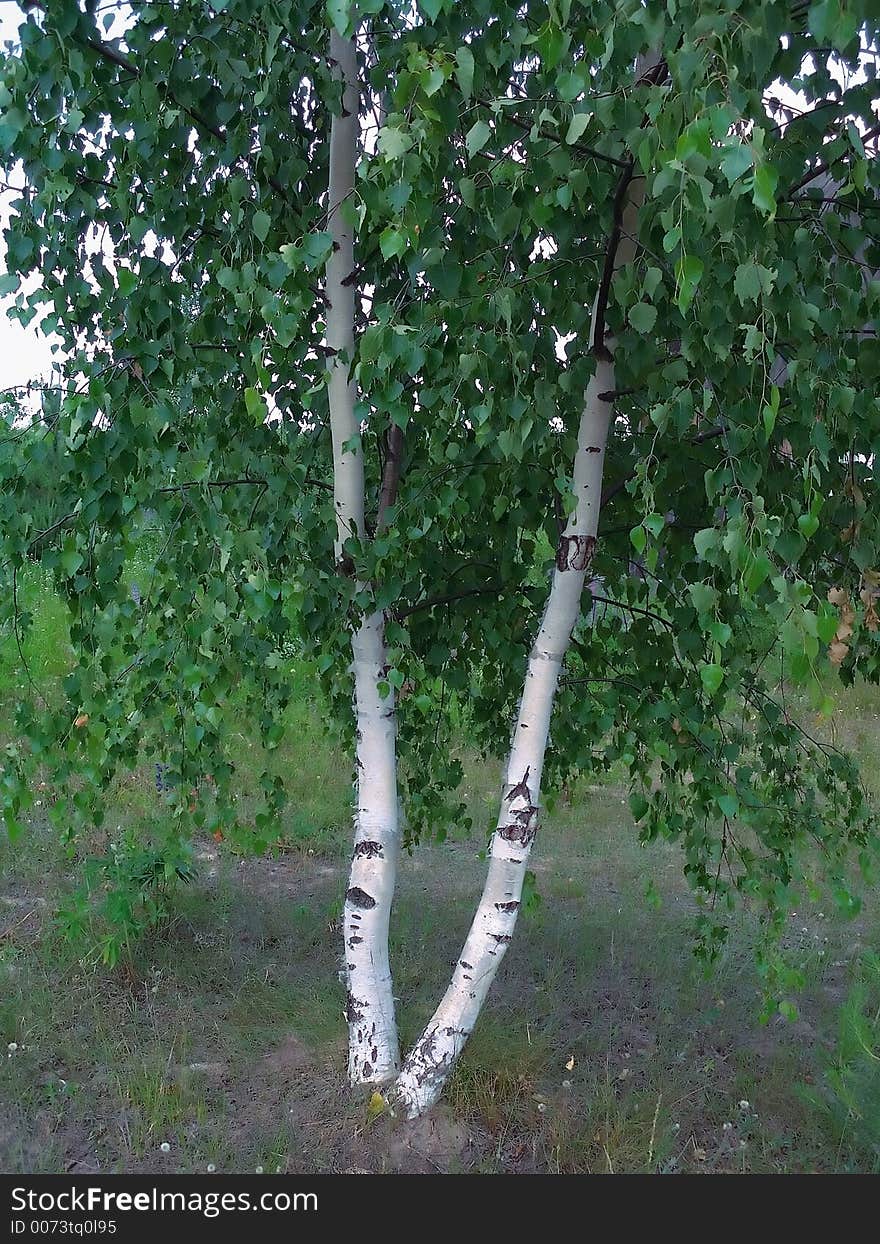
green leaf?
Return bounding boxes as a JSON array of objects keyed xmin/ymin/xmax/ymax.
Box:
[
  {"xmin": 700, "ymin": 663, "xmax": 724, "ymax": 696},
  {"xmin": 744, "ymin": 554, "xmax": 772, "ymax": 594},
  {"xmin": 378, "ymin": 125, "xmax": 412, "ymax": 160},
  {"xmin": 752, "ymin": 163, "xmax": 779, "ymax": 219},
  {"xmin": 733, "ymin": 263, "xmax": 760, "ymax": 303},
  {"xmin": 302, "ymin": 232, "xmax": 333, "ymax": 270},
  {"xmin": 642, "ymin": 266, "xmax": 662, "ymax": 300},
  {"xmin": 455, "ymin": 46, "xmax": 475, "ymax": 99},
  {"xmin": 798, "ymin": 513, "xmax": 819, "ymax": 539},
  {"xmin": 326, "ymin": 0, "xmax": 353, "ymax": 36},
  {"xmin": 565, "ymin": 112, "xmax": 590, "ymax": 145},
  {"xmin": 629, "ymin": 792, "xmax": 649, "ymax": 822},
  {"xmin": 279, "ymin": 243, "xmax": 299, "ymax": 269},
  {"xmin": 466, "ymin": 120, "xmax": 492, "ymax": 158},
  {"xmin": 117, "ymin": 268, "xmax": 137, "ymax": 298},
  {"xmin": 245, "ymin": 388, "xmax": 267, "ymax": 423},
  {"xmin": 60, "ymin": 547, "xmax": 84, "ymax": 577},
  {"xmin": 252, "ymin": 210, "xmax": 271, "ymax": 243},
  {"xmin": 629, "ymin": 525, "xmax": 647, "ymax": 553},
  {"xmin": 379, "ymin": 227, "xmax": 406, "ymax": 260},
  {"xmin": 627, "ymin": 302, "xmax": 657, "ymax": 333},
  {"xmin": 719, "ymin": 142, "xmax": 752, "ymax": 185},
  {"xmin": 717, "ymin": 793, "xmax": 739, "ymax": 818},
  {"xmin": 694, "ymin": 528, "xmax": 718, "ymax": 560},
  {"xmin": 421, "ymin": 67, "xmax": 445, "ymax": 97},
  {"xmin": 675, "ymin": 254, "xmax": 703, "ymax": 313}
]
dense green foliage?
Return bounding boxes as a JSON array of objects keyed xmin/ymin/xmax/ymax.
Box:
[{"xmin": 2, "ymin": 0, "xmax": 880, "ymax": 994}]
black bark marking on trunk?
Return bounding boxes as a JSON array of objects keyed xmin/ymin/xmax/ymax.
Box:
[
  {"xmin": 505, "ymin": 767, "xmax": 531, "ymax": 804},
  {"xmin": 498, "ymin": 804, "xmax": 539, "ymax": 847},
  {"xmin": 346, "ymin": 886, "xmax": 377, "ymax": 910},
  {"xmin": 353, "ymin": 840, "xmax": 384, "ymax": 859},
  {"xmin": 405, "ymin": 1024, "xmax": 464, "ymax": 1090},
  {"xmin": 348, "ymin": 934, "xmax": 363, "ymax": 947},
  {"xmin": 460, "ymin": 960, "xmax": 473, "ymax": 970},
  {"xmin": 555, "ymin": 533, "xmax": 597, "ymax": 572},
  {"xmin": 372, "ymin": 1046, "xmax": 378, "ymax": 1063},
  {"xmin": 362, "ymin": 1062, "xmax": 373, "ymax": 1078},
  {"xmin": 489, "ymin": 932, "xmax": 512, "ymax": 944},
  {"xmin": 346, "ymin": 992, "xmax": 367, "ymax": 1023},
  {"xmin": 495, "ymin": 900, "xmax": 520, "ymax": 912}
]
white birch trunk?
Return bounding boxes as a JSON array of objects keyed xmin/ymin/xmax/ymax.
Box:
[
  {"xmin": 392, "ymin": 109, "xmax": 654, "ymax": 1117},
  {"xmin": 325, "ymin": 30, "xmax": 401, "ymax": 1085}
]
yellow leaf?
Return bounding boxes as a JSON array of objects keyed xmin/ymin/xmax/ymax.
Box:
[
  {"xmin": 367, "ymin": 1091, "xmax": 386, "ymax": 1122},
  {"xmin": 565, "ymin": 1055, "xmax": 575, "ymax": 1071}
]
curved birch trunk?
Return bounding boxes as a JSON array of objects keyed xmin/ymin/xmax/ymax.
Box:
[
  {"xmin": 326, "ymin": 30, "xmax": 401, "ymax": 1085},
  {"xmin": 392, "ymin": 85, "xmax": 655, "ymax": 1115}
]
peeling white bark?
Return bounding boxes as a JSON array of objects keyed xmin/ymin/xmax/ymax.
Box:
[
  {"xmin": 392, "ymin": 104, "xmax": 654, "ymax": 1117},
  {"xmin": 326, "ymin": 30, "xmax": 400, "ymax": 1084},
  {"xmin": 345, "ymin": 609, "xmax": 401, "ymax": 1084},
  {"xmin": 392, "ymin": 364, "xmax": 612, "ymax": 1117}
]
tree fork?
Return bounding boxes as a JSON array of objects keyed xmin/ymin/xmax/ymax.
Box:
[{"xmin": 391, "ymin": 52, "xmax": 661, "ymax": 1118}]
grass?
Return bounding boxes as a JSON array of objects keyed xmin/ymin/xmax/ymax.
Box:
[{"xmin": 2, "ymin": 569, "xmax": 880, "ymax": 1172}]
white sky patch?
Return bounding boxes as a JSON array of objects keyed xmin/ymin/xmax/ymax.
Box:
[{"xmin": 1, "ymin": 5, "xmax": 57, "ymax": 397}]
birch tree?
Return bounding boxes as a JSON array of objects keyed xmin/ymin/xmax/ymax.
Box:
[
  {"xmin": 326, "ymin": 28, "xmax": 401, "ymax": 1083},
  {"xmin": 2, "ymin": 0, "xmax": 880, "ymax": 1120}
]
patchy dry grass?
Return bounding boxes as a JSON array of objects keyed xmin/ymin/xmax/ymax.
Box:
[{"xmin": 3, "ymin": 572, "xmax": 880, "ymax": 1173}]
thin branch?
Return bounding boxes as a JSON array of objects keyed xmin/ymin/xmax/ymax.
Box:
[
  {"xmin": 786, "ymin": 122, "xmax": 880, "ymax": 199},
  {"xmin": 591, "ymin": 159, "xmax": 637, "ymax": 359},
  {"xmin": 376, "ymin": 422, "xmax": 404, "ymax": 531},
  {"xmin": 495, "ymin": 105, "xmax": 629, "ymax": 170},
  {"xmin": 11, "ymin": 564, "xmax": 48, "ymax": 708},
  {"xmin": 395, "ymin": 584, "xmax": 502, "ymax": 620},
  {"xmin": 155, "ymin": 476, "xmax": 264, "ymax": 495},
  {"xmin": 589, "ymin": 592, "xmax": 672, "ymax": 627}
]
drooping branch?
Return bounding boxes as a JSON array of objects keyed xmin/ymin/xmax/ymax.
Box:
[
  {"xmin": 495, "ymin": 105, "xmax": 630, "ymax": 170},
  {"xmin": 24, "ymin": 0, "xmax": 293, "ymax": 205},
  {"xmin": 786, "ymin": 122, "xmax": 880, "ymax": 200},
  {"xmin": 601, "ymin": 422, "xmax": 726, "ymax": 507},
  {"xmin": 395, "ymin": 583, "xmax": 502, "ymax": 620}
]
